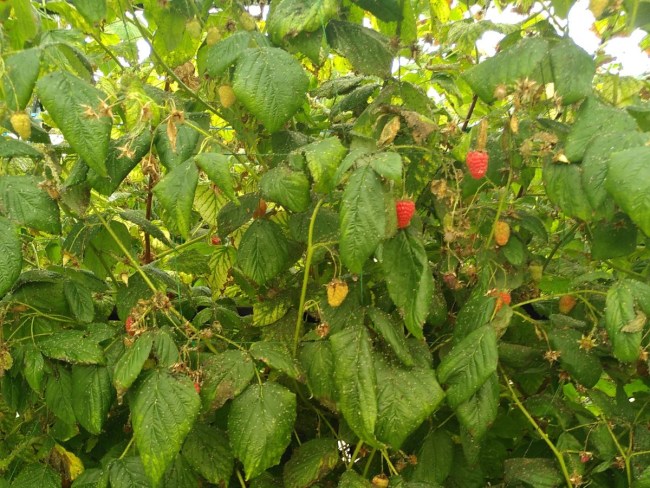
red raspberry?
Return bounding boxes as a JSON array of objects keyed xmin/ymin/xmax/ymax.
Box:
[
  {"xmin": 125, "ymin": 316, "xmax": 136, "ymax": 336},
  {"xmin": 466, "ymin": 151, "xmax": 489, "ymax": 179},
  {"xmin": 211, "ymin": 235, "xmax": 221, "ymax": 245},
  {"xmin": 396, "ymin": 199, "xmax": 416, "ymax": 229},
  {"xmin": 193, "ymin": 382, "xmax": 201, "ymax": 394}
]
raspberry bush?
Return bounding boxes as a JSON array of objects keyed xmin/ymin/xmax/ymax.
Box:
[{"xmin": 1, "ymin": 1, "xmax": 650, "ymax": 487}]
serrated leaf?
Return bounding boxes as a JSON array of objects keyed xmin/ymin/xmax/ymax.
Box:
[
  {"xmin": 200, "ymin": 350, "xmax": 255, "ymax": 410},
  {"xmin": 37, "ymin": 71, "xmax": 112, "ymax": 176},
  {"xmin": 369, "ymin": 152, "xmax": 402, "ymax": 184},
  {"xmin": 411, "ymin": 430, "xmax": 454, "ymax": 485},
  {"xmin": 0, "ymin": 217, "xmax": 22, "ymax": 296},
  {"xmin": 367, "ymin": 307, "xmax": 414, "ymax": 367},
  {"xmin": 253, "ymin": 296, "xmax": 291, "ymax": 326},
  {"xmin": 543, "ymin": 161, "xmax": 594, "ymax": 221},
  {"xmin": 72, "ymin": 0, "xmax": 106, "ymax": 23},
  {"xmin": 228, "ymin": 383, "xmax": 297, "ymax": 480},
  {"xmin": 88, "ymin": 131, "xmax": 153, "ymax": 195},
  {"xmin": 199, "ymin": 31, "xmax": 268, "ymax": 78},
  {"xmin": 283, "ymin": 438, "xmax": 340, "ymax": 488},
  {"xmin": 182, "ymin": 424, "xmax": 234, "ymax": 486},
  {"xmin": 0, "ymin": 138, "xmax": 42, "ymax": 159},
  {"xmin": 338, "ymin": 470, "xmax": 373, "ymax": 488},
  {"xmin": 72, "ymin": 365, "xmax": 113, "ymax": 434},
  {"xmin": 64, "ymin": 280, "xmax": 94, "ymax": 323},
  {"xmin": 3, "ymin": 48, "xmax": 41, "ymax": 111},
  {"xmin": 326, "ymin": 20, "xmax": 393, "ymax": 78},
  {"xmin": 130, "ymin": 370, "xmax": 200, "ymax": 486},
  {"xmin": 113, "ymin": 333, "xmax": 154, "ymax": 393},
  {"xmin": 250, "ymin": 341, "xmax": 303, "ymax": 380},
  {"xmin": 437, "ymin": 325, "xmax": 498, "ymax": 408},
  {"xmin": 267, "ymin": 0, "xmax": 339, "ymax": 45},
  {"xmin": 330, "ymin": 325, "xmax": 378, "ymax": 444},
  {"xmin": 260, "ymin": 166, "xmax": 311, "ymax": 212},
  {"xmin": 11, "ymin": 465, "xmax": 60, "ymax": 488},
  {"xmin": 207, "ymin": 245, "xmax": 236, "ymax": 294},
  {"xmin": 302, "ymin": 137, "xmax": 348, "ymax": 194},
  {"xmin": 194, "ymin": 153, "xmax": 237, "ymax": 203},
  {"xmin": 217, "ymin": 193, "xmax": 260, "ymax": 237},
  {"xmin": 120, "ymin": 210, "xmax": 172, "ymax": 247},
  {"xmin": 154, "ymin": 116, "xmax": 205, "ymax": 171},
  {"xmin": 339, "ymin": 165, "xmax": 386, "ymax": 273},
  {"xmin": 374, "ymin": 357, "xmax": 444, "ymax": 448},
  {"xmin": 351, "ymin": 0, "xmax": 402, "ymax": 21},
  {"xmin": 462, "ymin": 38, "xmax": 549, "ymax": 103},
  {"xmin": 455, "ymin": 372, "xmax": 499, "ymax": 440},
  {"xmin": 565, "ymin": 97, "xmax": 639, "ymax": 162},
  {"xmin": 504, "ymin": 458, "xmax": 562, "ymax": 487},
  {"xmin": 0, "ymin": 175, "xmax": 61, "ymax": 234},
  {"xmin": 153, "ymin": 159, "xmax": 199, "ymax": 239},
  {"xmin": 237, "ymin": 219, "xmax": 289, "ymax": 285},
  {"xmin": 23, "ymin": 346, "xmax": 45, "ymax": 392},
  {"xmin": 548, "ymin": 327, "xmax": 603, "ymax": 387},
  {"xmin": 380, "ymin": 230, "xmax": 432, "ymax": 339},
  {"xmin": 109, "ymin": 458, "xmax": 151, "ymax": 488},
  {"xmin": 39, "ymin": 330, "xmax": 105, "ymax": 365},
  {"xmin": 299, "ymin": 341, "xmax": 336, "ymax": 407},
  {"xmin": 45, "ymin": 365, "xmax": 76, "ymax": 424},
  {"xmin": 606, "ymin": 147, "xmax": 650, "ymax": 237},
  {"xmin": 548, "ymin": 39, "xmax": 594, "ymax": 104},
  {"xmin": 605, "ymin": 280, "xmax": 646, "ymax": 362},
  {"xmin": 233, "ymin": 47, "xmax": 309, "ymax": 133}
]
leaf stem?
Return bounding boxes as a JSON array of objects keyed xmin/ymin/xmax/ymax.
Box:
[
  {"xmin": 501, "ymin": 368, "xmax": 574, "ymax": 487},
  {"xmin": 119, "ymin": 437, "xmax": 135, "ymax": 459},
  {"xmin": 347, "ymin": 441, "xmax": 364, "ymax": 470},
  {"xmin": 293, "ymin": 200, "xmax": 324, "ymax": 356},
  {"xmin": 604, "ymin": 420, "xmax": 632, "ymax": 486}
]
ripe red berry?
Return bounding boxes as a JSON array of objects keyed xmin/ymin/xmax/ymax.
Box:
[
  {"xmin": 193, "ymin": 382, "xmax": 201, "ymax": 394},
  {"xmin": 211, "ymin": 235, "xmax": 221, "ymax": 245},
  {"xmin": 466, "ymin": 151, "xmax": 489, "ymax": 179},
  {"xmin": 125, "ymin": 316, "xmax": 135, "ymax": 336},
  {"xmin": 396, "ymin": 199, "xmax": 416, "ymax": 229}
]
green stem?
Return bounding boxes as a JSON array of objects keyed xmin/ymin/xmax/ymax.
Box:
[
  {"xmin": 501, "ymin": 368, "xmax": 574, "ymax": 487},
  {"xmin": 119, "ymin": 437, "xmax": 135, "ymax": 460},
  {"xmin": 604, "ymin": 420, "xmax": 632, "ymax": 486},
  {"xmin": 236, "ymin": 469, "xmax": 247, "ymax": 488},
  {"xmin": 543, "ymin": 222, "xmax": 580, "ymax": 271},
  {"xmin": 362, "ymin": 449, "xmax": 377, "ymax": 477},
  {"xmin": 348, "ymin": 441, "xmax": 365, "ymax": 470},
  {"xmin": 293, "ymin": 200, "xmax": 324, "ymax": 356},
  {"xmin": 511, "ymin": 290, "xmax": 608, "ymax": 310}
]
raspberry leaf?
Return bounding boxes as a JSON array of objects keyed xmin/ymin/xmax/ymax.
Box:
[
  {"xmin": 0, "ymin": 217, "xmax": 22, "ymax": 296},
  {"xmin": 153, "ymin": 159, "xmax": 199, "ymax": 239}
]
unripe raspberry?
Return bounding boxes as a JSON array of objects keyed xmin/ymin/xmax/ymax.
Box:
[
  {"xmin": 494, "ymin": 221, "xmax": 510, "ymax": 246},
  {"xmin": 10, "ymin": 112, "xmax": 31, "ymax": 140},
  {"xmin": 218, "ymin": 85, "xmax": 236, "ymax": 108}
]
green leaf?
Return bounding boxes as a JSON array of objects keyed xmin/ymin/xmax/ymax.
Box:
[
  {"xmin": 200, "ymin": 350, "xmax": 255, "ymax": 410},
  {"xmin": 237, "ymin": 219, "xmax": 289, "ymax": 285},
  {"xmin": 591, "ymin": 213, "xmax": 638, "ymax": 260},
  {"xmin": 161, "ymin": 455, "xmax": 198, "ymax": 488},
  {"xmin": 437, "ymin": 325, "xmax": 498, "ymax": 408},
  {"xmin": 71, "ymin": 468, "xmax": 110, "ymax": 488},
  {"xmin": 217, "ymin": 193, "xmax": 260, "ymax": 237},
  {"xmin": 208, "ymin": 245, "xmax": 237, "ymax": 294},
  {"xmin": 113, "ymin": 333, "xmax": 154, "ymax": 393},
  {"xmin": 0, "ymin": 139, "xmax": 42, "ymax": 159},
  {"xmin": 564, "ymin": 97, "xmax": 638, "ymax": 162},
  {"xmin": 250, "ymin": 341, "xmax": 303, "ymax": 380},
  {"xmin": 548, "ymin": 327, "xmax": 602, "ymax": 387},
  {"xmin": 109, "ymin": 458, "xmax": 151, "ymax": 488},
  {"xmin": 72, "ymin": 365, "xmax": 114, "ymax": 434},
  {"xmin": 504, "ymin": 458, "xmax": 563, "ymax": 488},
  {"xmin": 380, "ymin": 230, "xmax": 433, "ymax": 339},
  {"xmin": 194, "ymin": 153, "xmax": 237, "ymax": 203},
  {"xmin": 369, "ymin": 152, "xmax": 402, "ymax": 185},
  {"xmin": 199, "ymin": 31, "xmax": 267, "ymax": 78},
  {"xmin": 260, "ymin": 166, "xmax": 311, "ymax": 212},
  {"xmin": 462, "ymin": 38, "xmax": 549, "ymax": 103},
  {"xmin": 45, "ymin": 365, "xmax": 76, "ymax": 424},
  {"xmin": 130, "ymin": 370, "xmax": 200, "ymax": 486},
  {"xmin": 154, "ymin": 115, "xmax": 206, "ymax": 171},
  {"xmin": 88, "ymin": 131, "xmax": 153, "ymax": 195},
  {"xmin": 152, "ymin": 329, "xmax": 181, "ymax": 368},
  {"xmin": 605, "ymin": 280, "xmax": 646, "ymax": 362},
  {"xmin": 11, "ymin": 465, "xmax": 60, "ymax": 488},
  {"xmin": 233, "ymin": 47, "xmax": 309, "ymax": 133},
  {"xmin": 0, "ymin": 175, "xmax": 61, "ymax": 234},
  {"xmin": 374, "ymin": 357, "xmax": 445, "ymax": 448},
  {"xmin": 411, "ymin": 430, "xmax": 454, "ymax": 485},
  {"xmin": 228, "ymin": 383, "xmax": 297, "ymax": 480},
  {"xmin": 299, "ymin": 341, "xmax": 336, "ymax": 408},
  {"xmin": 182, "ymin": 424, "xmax": 234, "ymax": 486},
  {"xmin": 0, "ymin": 217, "xmax": 22, "ymax": 296},
  {"xmin": 153, "ymin": 159, "xmax": 199, "ymax": 239},
  {"xmin": 72, "ymin": 0, "xmax": 106, "ymax": 23},
  {"xmin": 37, "ymin": 71, "xmax": 112, "ymax": 176},
  {"xmin": 455, "ymin": 372, "xmax": 499, "ymax": 440},
  {"xmin": 283, "ymin": 438, "xmax": 340, "ymax": 488},
  {"xmin": 501, "ymin": 235, "xmax": 526, "ymax": 266},
  {"xmin": 253, "ymin": 295, "xmax": 291, "ymax": 326},
  {"xmin": 302, "ymin": 137, "xmax": 348, "ymax": 194},
  {"xmin": 330, "ymin": 325, "xmax": 378, "ymax": 444},
  {"xmin": 367, "ymin": 307, "xmax": 414, "ymax": 367},
  {"xmin": 120, "ymin": 210, "xmax": 172, "ymax": 247},
  {"xmin": 453, "ymin": 293, "xmax": 496, "ymax": 342},
  {"xmin": 339, "ymin": 165, "xmax": 386, "ymax": 273},
  {"xmin": 326, "ymin": 20, "xmax": 393, "ymax": 78},
  {"xmin": 548, "ymin": 39, "xmax": 594, "ymax": 104},
  {"xmin": 351, "ymin": 0, "xmax": 402, "ymax": 21},
  {"xmin": 23, "ymin": 346, "xmax": 45, "ymax": 392},
  {"xmin": 267, "ymin": 0, "xmax": 339, "ymax": 45},
  {"xmin": 606, "ymin": 147, "xmax": 650, "ymax": 237},
  {"xmin": 39, "ymin": 330, "xmax": 105, "ymax": 365},
  {"xmin": 2, "ymin": 48, "xmax": 41, "ymax": 111},
  {"xmin": 338, "ymin": 470, "xmax": 373, "ymax": 488},
  {"xmin": 64, "ymin": 280, "xmax": 94, "ymax": 323},
  {"xmin": 543, "ymin": 161, "xmax": 594, "ymax": 221}
]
